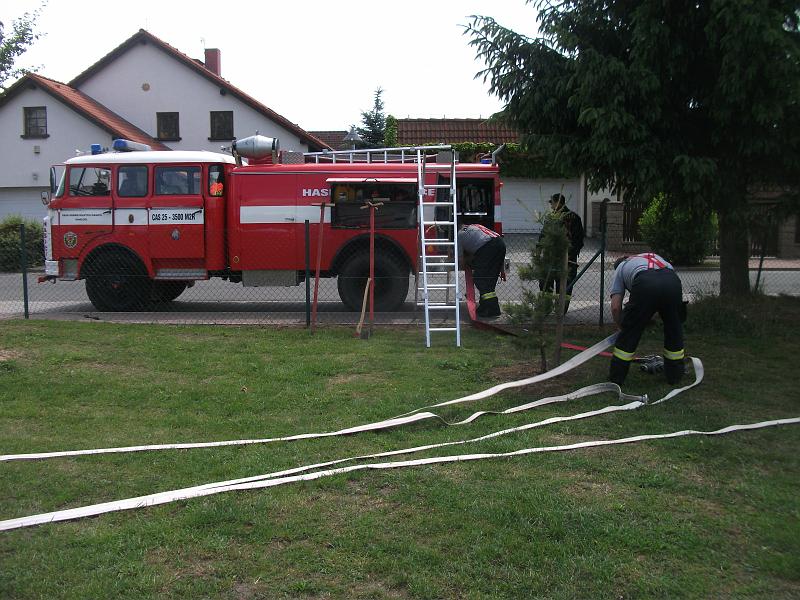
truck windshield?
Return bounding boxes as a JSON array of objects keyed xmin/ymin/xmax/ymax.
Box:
[{"xmin": 69, "ymin": 167, "xmax": 111, "ymax": 196}]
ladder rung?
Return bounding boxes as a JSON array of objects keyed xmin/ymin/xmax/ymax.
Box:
[
  {"xmin": 418, "ymin": 284, "xmax": 457, "ymax": 290},
  {"xmin": 423, "ymin": 184, "xmax": 452, "ymax": 189},
  {"xmin": 422, "ymin": 221, "xmax": 456, "ymax": 226},
  {"xmin": 422, "ymin": 240, "xmax": 454, "ymax": 245},
  {"xmin": 430, "ymin": 327, "xmax": 459, "ymax": 332},
  {"xmin": 425, "ymin": 261, "xmax": 455, "ymax": 267},
  {"xmin": 427, "ymin": 305, "xmax": 457, "ymax": 310}
]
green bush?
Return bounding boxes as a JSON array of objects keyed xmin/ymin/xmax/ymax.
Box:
[
  {"xmin": 0, "ymin": 215, "xmax": 45, "ymax": 272},
  {"xmin": 638, "ymin": 194, "xmax": 717, "ymax": 266}
]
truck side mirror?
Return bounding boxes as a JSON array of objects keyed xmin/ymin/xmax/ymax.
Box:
[
  {"xmin": 41, "ymin": 190, "xmax": 50, "ymax": 206},
  {"xmin": 49, "ymin": 167, "xmax": 57, "ymax": 194}
]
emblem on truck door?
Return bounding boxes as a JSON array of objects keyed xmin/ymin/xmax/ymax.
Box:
[{"xmin": 63, "ymin": 231, "xmax": 77, "ymax": 249}]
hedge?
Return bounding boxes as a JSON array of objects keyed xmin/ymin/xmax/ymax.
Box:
[{"xmin": 0, "ymin": 216, "xmax": 45, "ymax": 272}]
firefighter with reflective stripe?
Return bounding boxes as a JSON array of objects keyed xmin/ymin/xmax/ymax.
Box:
[
  {"xmin": 458, "ymin": 224, "xmax": 506, "ymax": 318},
  {"xmin": 609, "ymin": 253, "xmax": 685, "ymax": 386}
]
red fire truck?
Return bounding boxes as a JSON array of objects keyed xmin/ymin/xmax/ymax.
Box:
[{"xmin": 42, "ymin": 136, "xmax": 502, "ymax": 312}]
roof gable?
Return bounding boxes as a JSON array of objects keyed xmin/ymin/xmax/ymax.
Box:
[
  {"xmin": 70, "ymin": 30, "xmax": 329, "ymax": 151},
  {"xmin": 0, "ymin": 73, "xmax": 169, "ymax": 149}
]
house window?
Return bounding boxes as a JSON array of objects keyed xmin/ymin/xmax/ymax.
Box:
[
  {"xmin": 23, "ymin": 106, "xmax": 48, "ymax": 138},
  {"xmin": 210, "ymin": 111, "xmax": 233, "ymax": 140},
  {"xmin": 156, "ymin": 112, "xmax": 180, "ymax": 141}
]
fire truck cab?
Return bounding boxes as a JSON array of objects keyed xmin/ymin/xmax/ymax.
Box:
[{"xmin": 43, "ymin": 137, "xmax": 501, "ymax": 312}]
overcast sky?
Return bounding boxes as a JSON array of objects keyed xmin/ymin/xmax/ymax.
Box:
[{"xmin": 3, "ymin": 0, "xmax": 540, "ymax": 131}]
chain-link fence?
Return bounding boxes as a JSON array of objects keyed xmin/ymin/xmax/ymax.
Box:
[{"xmin": 1, "ymin": 221, "xmax": 799, "ymax": 328}]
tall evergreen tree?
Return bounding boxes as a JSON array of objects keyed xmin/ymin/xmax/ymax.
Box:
[
  {"xmin": 357, "ymin": 87, "xmax": 386, "ymax": 147},
  {"xmin": 467, "ymin": 0, "xmax": 800, "ymax": 295},
  {"xmin": 0, "ymin": 2, "xmax": 45, "ymax": 92}
]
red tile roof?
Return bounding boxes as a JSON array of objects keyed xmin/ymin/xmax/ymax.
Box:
[
  {"xmin": 309, "ymin": 131, "xmax": 351, "ymax": 150},
  {"xmin": 1, "ymin": 73, "xmax": 169, "ymax": 149},
  {"xmin": 70, "ymin": 30, "xmax": 330, "ymax": 151},
  {"xmin": 396, "ymin": 118, "xmax": 520, "ymax": 145}
]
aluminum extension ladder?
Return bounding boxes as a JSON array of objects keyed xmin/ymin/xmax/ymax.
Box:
[
  {"xmin": 416, "ymin": 148, "xmax": 461, "ymax": 347},
  {"xmin": 303, "ymin": 144, "xmax": 462, "ymax": 347}
]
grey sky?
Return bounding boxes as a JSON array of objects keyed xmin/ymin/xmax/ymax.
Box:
[{"xmin": 3, "ymin": 0, "xmax": 539, "ymax": 131}]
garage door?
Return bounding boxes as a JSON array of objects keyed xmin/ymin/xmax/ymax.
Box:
[{"xmin": 499, "ymin": 178, "xmax": 581, "ymax": 232}]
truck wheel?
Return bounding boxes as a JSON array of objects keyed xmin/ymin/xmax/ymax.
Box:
[
  {"xmin": 337, "ymin": 252, "xmax": 409, "ymax": 312},
  {"xmin": 153, "ymin": 281, "xmax": 188, "ymax": 303},
  {"xmin": 85, "ymin": 253, "xmax": 153, "ymax": 311}
]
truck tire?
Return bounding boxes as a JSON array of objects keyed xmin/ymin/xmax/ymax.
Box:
[
  {"xmin": 85, "ymin": 252, "xmax": 153, "ymax": 312},
  {"xmin": 337, "ymin": 252, "xmax": 409, "ymax": 312},
  {"xmin": 153, "ymin": 281, "xmax": 188, "ymax": 303}
]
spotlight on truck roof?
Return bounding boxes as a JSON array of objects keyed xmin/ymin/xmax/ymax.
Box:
[
  {"xmin": 232, "ymin": 135, "xmax": 279, "ymax": 160},
  {"xmin": 112, "ymin": 139, "xmax": 152, "ymax": 152}
]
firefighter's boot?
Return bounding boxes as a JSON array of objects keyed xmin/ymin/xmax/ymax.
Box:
[
  {"xmin": 664, "ymin": 358, "xmax": 685, "ymax": 385},
  {"xmin": 477, "ymin": 292, "xmax": 500, "ymax": 318},
  {"xmin": 609, "ymin": 356, "xmax": 631, "ymax": 386}
]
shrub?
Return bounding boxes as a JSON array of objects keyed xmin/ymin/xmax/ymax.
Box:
[
  {"xmin": 0, "ymin": 215, "xmax": 45, "ymax": 272},
  {"xmin": 638, "ymin": 194, "xmax": 717, "ymax": 266}
]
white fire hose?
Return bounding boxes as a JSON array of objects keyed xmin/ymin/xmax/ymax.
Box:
[{"xmin": 1, "ymin": 333, "xmax": 798, "ymax": 531}]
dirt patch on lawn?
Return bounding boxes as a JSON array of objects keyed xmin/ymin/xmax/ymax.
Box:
[
  {"xmin": 0, "ymin": 349, "xmax": 22, "ymax": 361},
  {"xmin": 489, "ymin": 361, "xmax": 539, "ymax": 381}
]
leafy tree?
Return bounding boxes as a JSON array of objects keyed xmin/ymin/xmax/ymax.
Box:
[
  {"xmin": 639, "ymin": 194, "xmax": 718, "ymax": 266},
  {"xmin": 467, "ymin": 0, "xmax": 800, "ymax": 295},
  {"xmin": 384, "ymin": 114, "xmax": 398, "ymax": 147},
  {"xmin": 0, "ymin": 2, "xmax": 46, "ymax": 92},
  {"xmin": 357, "ymin": 87, "xmax": 386, "ymax": 147}
]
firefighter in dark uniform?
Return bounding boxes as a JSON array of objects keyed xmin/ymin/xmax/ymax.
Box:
[
  {"xmin": 609, "ymin": 253, "xmax": 685, "ymax": 386},
  {"xmin": 539, "ymin": 193, "xmax": 584, "ymax": 311},
  {"xmin": 458, "ymin": 224, "xmax": 506, "ymax": 318}
]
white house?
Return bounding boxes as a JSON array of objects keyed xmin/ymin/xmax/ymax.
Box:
[{"xmin": 0, "ymin": 29, "xmax": 328, "ymax": 221}]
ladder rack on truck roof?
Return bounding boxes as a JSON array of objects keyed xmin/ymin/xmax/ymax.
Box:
[{"xmin": 303, "ymin": 145, "xmax": 457, "ymax": 164}]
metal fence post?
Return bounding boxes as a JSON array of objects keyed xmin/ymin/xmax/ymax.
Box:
[
  {"xmin": 19, "ymin": 223, "xmax": 30, "ymax": 319},
  {"xmin": 598, "ymin": 199, "xmax": 608, "ymax": 327},
  {"xmin": 304, "ymin": 219, "xmax": 311, "ymax": 327}
]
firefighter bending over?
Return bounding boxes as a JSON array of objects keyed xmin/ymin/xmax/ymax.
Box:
[
  {"xmin": 608, "ymin": 253, "xmax": 685, "ymax": 386},
  {"xmin": 458, "ymin": 224, "xmax": 506, "ymax": 318}
]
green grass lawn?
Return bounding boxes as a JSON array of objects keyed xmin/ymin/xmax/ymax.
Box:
[{"xmin": 1, "ymin": 296, "xmax": 799, "ymax": 599}]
